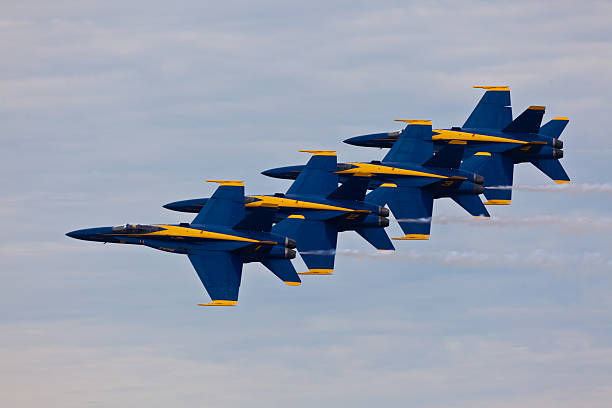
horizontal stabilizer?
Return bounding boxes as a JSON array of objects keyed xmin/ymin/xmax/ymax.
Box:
[
  {"xmin": 503, "ymin": 106, "xmax": 545, "ymax": 134},
  {"xmin": 463, "ymin": 86, "xmax": 512, "ymax": 130},
  {"xmin": 383, "ymin": 121, "xmax": 433, "ymax": 164},
  {"xmin": 539, "ymin": 117, "xmax": 569, "ymax": 139},
  {"xmin": 327, "ymin": 176, "xmax": 371, "ymax": 202},
  {"xmin": 287, "ymin": 151, "xmax": 338, "ymax": 197},
  {"xmin": 355, "ymin": 227, "xmax": 394, "ymax": 251},
  {"xmin": 365, "ymin": 183, "xmax": 397, "ymax": 206},
  {"xmin": 423, "ymin": 145, "xmax": 464, "ymax": 169},
  {"xmin": 388, "ymin": 186, "xmax": 433, "ymax": 238},
  {"xmin": 192, "ymin": 181, "xmax": 245, "ymax": 226},
  {"xmin": 261, "ymin": 258, "xmax": 301, "ymax": 286},
  {"xmin": 450, "ymin": 194, "xmax": 490, "ymax": 217},
  {"xmin": 532, "ymin": 159, "xmax": 570, "ymax": 184}
]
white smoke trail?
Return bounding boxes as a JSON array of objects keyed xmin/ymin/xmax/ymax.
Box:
[
  {"xmin": 488, "ymin": 183, "xmax": 612, "ymax": 194},
  {"xmin": 333, "ymin": 248, "xmax": 612, "ymax": 271},
  {"xmin": 393, "ymin": 215, "xmax": 612, "ymax": 231}
]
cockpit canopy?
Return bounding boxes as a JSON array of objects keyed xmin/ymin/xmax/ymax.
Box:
[{"xmin": 111, "ymin": 224, "xmax": 163, "ymax": 234}]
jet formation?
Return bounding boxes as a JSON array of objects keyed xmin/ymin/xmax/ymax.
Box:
[{"xmin": 67, "ymin": 86, "xmax": 570, "ymax": 306}]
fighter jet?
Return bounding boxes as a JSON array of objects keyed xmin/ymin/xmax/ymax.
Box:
[
  {"xmin": 66, "ymin": 180, "xmax": 304, "ymax": 306},
  {"xmin": 165, "ymin": 150, "xmax": 396, "ymax": 275},
  {"xmin": 262, "ymin": 122, "xmax": 488, "ymax": 240},
  {"xmin": 343, "ymin": 86, "xmax": 569, "ymax": 205}
]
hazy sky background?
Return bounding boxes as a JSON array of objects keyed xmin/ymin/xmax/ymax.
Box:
[{"xmin": 2, "ymin": 1, "xmax": 612, "ymax": 406}]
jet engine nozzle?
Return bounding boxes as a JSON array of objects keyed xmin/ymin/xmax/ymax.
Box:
[
  {"xmin": 473, "ymin": 174, "xmax": 485, "ymax": 185},
  {"xmin": 285, "ymin": 248, "xmax": 297, "ymax": 259},
  {"xmin": 474, "ymin": 184, "xmax": 485, "ymax": 195},
  {"xmin": 379, "ymin": 217, "xmax": 390, "ymax": 228},
  {"xmin": 553, "ymin": 148, "xmax": 564, "ymax": 159},
  {"xmin": 378, "ymin": 206, "xmax": 390, "ymax": 217},
  {"xmin": 285, "ymin": 237, "xmax": 297, "ymax": 249},
  {"xmin": 552, "ymin": 138, "xmax": 563, "ymax": 149}
]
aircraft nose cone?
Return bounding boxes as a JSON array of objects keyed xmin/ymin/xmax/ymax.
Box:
[
  {"xmin": 260, "ymin": 169, "xmax": 276, "ymax": 177},
  {"xmin": 66, "ymin": 229, "xmax": 87, "ymax": 240}
]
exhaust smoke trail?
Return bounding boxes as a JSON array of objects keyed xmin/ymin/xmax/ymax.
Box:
[
  {"xmin": 394, "ymin": 215, "xmax": 612, "ymax": 231},
  {"xmin": 488, "ymin": 183, "xmax": 612, "ymax": 194},
  {"xmin": 333, "ymin": 248, "xmax": 612, "ymax": 271}
]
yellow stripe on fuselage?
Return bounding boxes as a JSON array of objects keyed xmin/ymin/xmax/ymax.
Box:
[
  {"xmin": 433, "ymin": 129, "xmax": 528, "ymax": 144},
  {"xmin": 246, "ymin": 195, "xmax": 370, "ymax": 213},
  {"xmin": 116, "ymin": 225, "xmax": 274, "ymax": 244},
  {"xmin": 334, "ymin": 162, "xmax": 447, "ymax": 179}
]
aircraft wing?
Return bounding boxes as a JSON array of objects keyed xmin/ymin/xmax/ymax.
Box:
[
  {"xmin": 295, "ymin": 220, "xmax": 338, "ymax": 275},
  {"xmin": 192, "ymin": 180, "xmax": 245, "ymax": 226},
  {"xmin": 463, "ymin": 86, "xmax": 512, "ymax": 130},
  {"xmin": 383, "ymin": 120, "xmax": 433, "ymax": 164},
  {"xmin": 188, "ymin": 251, "xmax": 243, "ymax": 306},
  {"xmin": 388, "ymin": 186, "xmax": 434, "ymax": 240}
]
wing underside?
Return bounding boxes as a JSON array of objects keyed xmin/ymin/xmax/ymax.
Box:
[{"xmin": 188, "ymin": 251, "xmax": 243, "ymax": 305}]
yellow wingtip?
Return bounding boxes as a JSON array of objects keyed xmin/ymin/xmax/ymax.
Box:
[
  {"xmin": 298, "ymin": 269, "xmax": 334, "ymax": 275},
  {"xmin": 554, "ymin": 180, "xmax": 571, "ymax": 184},
  {"xmin": 484, "ymin": 200, "xmax": 511, "ymax": 205},
  {"xmin": 380, "ymin": 183, "xmax": 398, "ymax": 188},
  {"xmin": 474, "ymin": 152, "xmax": 492, "ymax": 156},
  {"xmin": 394, "ymin": 119, "xmax": 432, "ymax": 125},
  {"xmin": 528, "ymin": 105, "xmax": 546, "ymax": 111},
  {"xmin": 284, "ymin": 281, "xmax": 302, "ymax": 286},
  {"xmin": 198, "ymin": 300, "xmax": 238, "ymax": 306},
  {"xmin": 392, "ymin": 234, "xmax": 430, "ymax": 240},
  {"xmin": 473, "ymin": 85, "xmax": 510, "ymax": 91},
  {"xmin": 287, "ymin": 214, "xmax": 306, "ymax": 219},
  {"xmin": 206, "ymin": 180, "xmax": 244, "ymax": 186},
  {"xmin": 298, "ymin": 150, "xmax": 337, "ymax": 156},
  {"xmin": 552, "ymin": 117, "xmax": 569, "ymax": 121}
]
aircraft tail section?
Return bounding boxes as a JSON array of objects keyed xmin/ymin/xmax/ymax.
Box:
[
  {"xmin": 423, "ymin": 145, "xmax": 464, "ymax": 169},
  {"xmin": 272, "ymin": 214, "xmax": 306, "ymax": 238},
  {"xmin": 532, "ymin": 159, "xmax": 570, "ymax": 184},
  {"xmin": 388, "ymin": 186, "xmax": 433, "ymax": 240},
  {"xmin": 327, "ymin": 175, "xmax": 371, "ymax": 202},
  {"xmin": 539, "ymin": 117, "xmax": 569, "ymax": 139},
  {"xmin": 502, "ymin": 106, "xmax": 545, "ymax": 134},
  {"xmin": 261, "ymin": 259, "xmax": 301, "ymax": 286},
  {"xmin": 233, "ymin": 205, "xmax": 277, "ymax": 232},
  {"xmin": 355, "ymin": 227, "xmax": 394, "ymax": 251},
  {"xmin": 383, "ymin": 120, "xmax": 433, "ymax": 164},
  {"xmin": 192, "ymin": 180, "xmax": 245, "ymax": 226},
  {"xmin": 364, "ymin": 183, "xmax": 397, "ymax": 206},
  {"xmin": 463, "ymin": 86, "xmax": 512, "ymax": 130},
  {"xmin": 286, "ymin": 150, "xmax": 338, "ymax": 197}
]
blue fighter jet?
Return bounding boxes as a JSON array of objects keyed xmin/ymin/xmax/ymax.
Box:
[
  {"xmin": 66, "ymin": 180, "xmax": 304, "ymax": 306},
  {"xmin": 262, "ymin": 122, "xmax": 488, "ymax": 240},
  {"xmin": 343, "ymin": 86, "xmax": 569, "ymax": 205},
  {"xmin": 165, "ymin": 150, "xmax": 396, "ymax": 275}
]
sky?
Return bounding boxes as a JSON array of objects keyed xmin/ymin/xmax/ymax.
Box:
[{"xmin": 1, "ymin": 0, "xmax": 612, "ymax": 406}]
